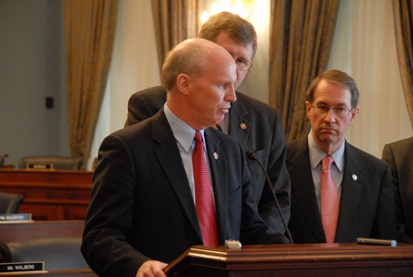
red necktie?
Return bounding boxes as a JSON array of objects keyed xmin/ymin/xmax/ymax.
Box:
[
  {"xmin": 320, "ymin": 156, "xmax": 339, "ymax": 243},
  {"xmin": 193, "ymin": 131, "xmax": 218, "ymax": 246}
]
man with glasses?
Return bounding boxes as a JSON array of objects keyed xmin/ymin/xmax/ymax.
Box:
[
  {"xmin": 125, "ymin": 12, "xmax": 291, "ymax": 235},
  {"xmin": 286, "ymin": 69, "xmax": 396, "ymax": 243}
]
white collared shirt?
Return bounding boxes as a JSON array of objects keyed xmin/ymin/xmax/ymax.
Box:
[{"xmin": 164, "ymin": 103, "xmax": 213, "ymax": 203}]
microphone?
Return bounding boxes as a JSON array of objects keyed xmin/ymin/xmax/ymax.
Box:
[{"xmin": 246, "ymin": 150, "xmax": 294, "ymax": 244}]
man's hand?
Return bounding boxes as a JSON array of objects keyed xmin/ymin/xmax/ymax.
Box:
[{"xmin": 136, "ymin": 260, "xmax": 167, "ymax": 277}]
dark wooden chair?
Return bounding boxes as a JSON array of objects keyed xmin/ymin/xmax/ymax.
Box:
[{"xmin": 0, "ymin": 191, "xmax": 23, "ymax": 214}]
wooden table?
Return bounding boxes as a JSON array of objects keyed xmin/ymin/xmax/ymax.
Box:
[
  {"xmin": 0, "ymin": 169, "xmax": 93, "ymax": 220},
  {"xmin": 0, "ymin": 220, "xmax": 85, "ymax": 242}
]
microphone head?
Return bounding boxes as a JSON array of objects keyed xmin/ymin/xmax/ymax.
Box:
[{"xmin": 246, "ymin": 151, "xmax": 257, "ymax": 160}]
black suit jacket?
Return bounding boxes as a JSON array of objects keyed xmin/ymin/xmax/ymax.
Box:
[
  {"xmin": 125, "ymin": 86, "xmax": 291, "ymax": 234},
  {"xmin": 286, "ymin": 136, "xmax": 397, "ymax": 243},
  {"xmin": 382, "ymin": 136, "xmax": 413, "ymax": 243},
  {"xmin": 82, "ymin": 109, "xmax": 288, "ymax": 277}
]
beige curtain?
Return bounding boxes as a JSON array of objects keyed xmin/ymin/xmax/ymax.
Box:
[
  {"xmin": 269, "ymin": 0, "xmax": 340, "ymax": 141},
  {"xmin": 392, "ymin": 0, "xmax": 413, "ymax": 129},
  {"xmin": 64, "ymin": 0, "xmax": 118, "ymax": 168},
  {"xmin": 151, "ymin": 0, "xmax": 201, "ymax": 73}
]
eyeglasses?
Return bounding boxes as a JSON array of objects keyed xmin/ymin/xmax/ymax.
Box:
[
  {"xmin": 235, "ymin": 58, "xmax": 252, "ymax": 71},
  {"xmin": 311, "ymin": 104, "xmax": 352, "ymax": 118}
]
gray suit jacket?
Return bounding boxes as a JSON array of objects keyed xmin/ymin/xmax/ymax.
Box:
[
  {"xmin": 82, "ymin": 109, "xmax": 288, "ymax": 277},
  {"xmin": 286, "ymin": 136, "xmax": 397, "ymax": 243},
  {"xmin": 124, "ymin": 86, "xmax": 291, "ymax": 234},
  {"xmin": 382, "ymin": 136, "xmax": 413, "ymax": 243}
]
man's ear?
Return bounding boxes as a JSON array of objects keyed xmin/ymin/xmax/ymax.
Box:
[
  {"xmin": 176, "ymin": 73, "xmax": 191, "ymax": 95},
  {"xmin": 305, "ymin": 101, "xmax": 312, "ymax": 119},
  {"xmin": 349, "ymin": 106, "xmax": 360, "ymax": 124}
]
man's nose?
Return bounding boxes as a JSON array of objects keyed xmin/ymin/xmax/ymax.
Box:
[
  {"xmin": 226, "ymin": 84, "xmax": 237, "ymax": 103},
  {"xmin": 324, "ymin": 108, "xmax": 336, "ymax": 122}
]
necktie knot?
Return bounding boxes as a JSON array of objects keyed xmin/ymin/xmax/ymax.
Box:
[
  {"xmin": 194, "ymin": 131, "xmax": 202, "ymax": 143},
  {"xmin": 322, "ymin": 155, "xmax": 334, "ymax": 170}
]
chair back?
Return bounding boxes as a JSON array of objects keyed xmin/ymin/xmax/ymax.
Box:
[
  {"xmin": 0, "ymin": 192, "xmax": 23, "ymax": 214},
  {"xmin": 18, "ymin": 156, "xmax": 83, "ymax": 170},
  {"xmin": 0, "ymin": 155, "xmax": 6, "ymax": 168},
  {"xmin": 3, "ymin": 237, "xmax": 90, "ymax": 270}
]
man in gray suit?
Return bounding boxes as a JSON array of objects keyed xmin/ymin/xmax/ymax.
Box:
[
  {"xmin": 125, "ymin": 12, "xmax": 291, "ymax": 235},
  {"xmin": 286, "ymin": 69, "xmax": 396, "ymax": 243},
  {"xmin": 82, "ymin": 38, "xmax": 288, "ymax": 277},
  {"xmin": 382, "ymin": 136, "xmax": 413, "ymax": 243}
]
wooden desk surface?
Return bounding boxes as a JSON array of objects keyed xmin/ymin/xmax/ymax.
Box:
[
  {"xmin": 0, "ymin": 269, "xmax": 97, "ymax": 277},
  {"xmin": 0, "ymin": 169, "xmax": 93, "ymax": 184},
  {"xmin": 0, "ymin": 220, "xmax": 85, "ymax": 243}
]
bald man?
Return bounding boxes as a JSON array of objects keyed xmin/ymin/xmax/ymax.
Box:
[{"xmin": 82, "ymin": 38, "xmax": 289, "ymax": 277}]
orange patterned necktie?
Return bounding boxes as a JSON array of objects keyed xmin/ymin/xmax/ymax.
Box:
[
  {"xmin": 193, "ymin": 131, "xmax": 218, "ymax": 246},
  {"xmin": 320, "ymin": 156, "xmax": 339, "ymax": 243}
]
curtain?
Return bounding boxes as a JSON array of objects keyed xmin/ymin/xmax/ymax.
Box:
[
  {"xmin": 328, "ymin": 0, "xmax": 411, "ymax": 158},
  {"xmin": 268, "ymin": 0, "xmax": 340, "ymax": 141},
  {"xmin": 392, "ymin": 0, "xmax": 413, "ymax": 129},
  {"xmin": 151, "ymin": 0, "xmax": 201, "ymax": 72},
  {"xmin": 64, "ymin": 0, "xmax": 118, "ymax": 168}
]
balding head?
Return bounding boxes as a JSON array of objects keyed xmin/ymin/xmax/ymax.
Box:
[
  {"xmin": 161, "ymin": 38, "xmax": 235, "ymax": 91},
  {"xmin": 161, "ymin": 38, "xmax": 237, "ymax": 130}
]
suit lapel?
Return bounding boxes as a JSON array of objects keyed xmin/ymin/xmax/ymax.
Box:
[
  {"xmin": 228, "ymin": 92, "xmax": 251, "ymax": 149},
  {"xmin": 204, "ymin": 129, "xmax": 228, "ymax": 243},
  {"xmin": 288, "ymin": 137, "xmax": 325, "ymax": 242},
  {"xmin": 150, "ymin": 112, "xmax": 203, "ymax": 241},
  {"xmin": 335, "ymin": 143, "xmax": 365, "ymax": 241}
]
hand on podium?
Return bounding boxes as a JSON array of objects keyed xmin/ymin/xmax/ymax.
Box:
[{"xmin": 136, "ymin": 260, "xmax": 167, "ymax": 277}]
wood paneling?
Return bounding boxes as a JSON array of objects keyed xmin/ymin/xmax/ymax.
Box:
[{"xmin": 0, "ymin": 169, "xmax": 93, "ymax": 220}]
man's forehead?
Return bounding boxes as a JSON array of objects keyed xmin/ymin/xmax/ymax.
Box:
[{"xmin": 314, "ymin": 83, "xmax": 352, "ymax": 104}]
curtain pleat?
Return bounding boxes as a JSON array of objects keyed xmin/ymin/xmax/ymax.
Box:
[
  {"xmin": 151, "ymin": 0, "xmax": 200, "ymax": 73},
  {"xmin": 64, "ymin": 0, "xmax": 118, "ymax": 168},
  {"xmin": 269, "ymin": 0, "xmax": 340, "ymax": 141},
  {"xmin": 392, "ymin": 0, "xmax": 413, "ymax": 129}
]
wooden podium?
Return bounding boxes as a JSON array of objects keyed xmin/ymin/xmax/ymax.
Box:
[{"xmin": 164, "ymin": 243, "xmax": 413, "ymax": 276}]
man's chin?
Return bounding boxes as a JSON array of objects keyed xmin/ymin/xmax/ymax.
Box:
[
  {"xmin": 215, "ymin": 114, "xmax": 226, "ymax": 123},
  {"xmin": 320, "ymin": 134, "xmax": 337, "ymax": 144}
]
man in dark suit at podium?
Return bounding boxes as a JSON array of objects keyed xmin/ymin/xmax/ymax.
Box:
[
  {"xmin": 81, "ymin": 39, "xmax": 289, "ymax": 277},
  {"xmin": 125, "ymin": 11, "xmax": 291, "ymax": 236}
]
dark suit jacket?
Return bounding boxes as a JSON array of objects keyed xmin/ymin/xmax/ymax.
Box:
[
  {"xmin": 382, "ymin": 136, "xmax": 413, "ymax": 243},
  {"xmin": 124, "ymin": 86, "xmax": 291, "ymax": 234},
  {"xmin": 82, "ymin": 109, "xmax": 288, "ymax": 277},
  {"xmin": 286, "ymin": 136, "xmax": 397, "ymax": 243}
]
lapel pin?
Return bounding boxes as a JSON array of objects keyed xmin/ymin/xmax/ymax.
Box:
[
  {"xmin": 240, "ymin": 123, "xmax": 247, "ymax": 130},
  {"xmin": 213, "ymin": 152, "xmax": 219, "ymax": 159},
  {"xmin": 352, "ymin": 174, "xmax": 358, "ymax": 181}
]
